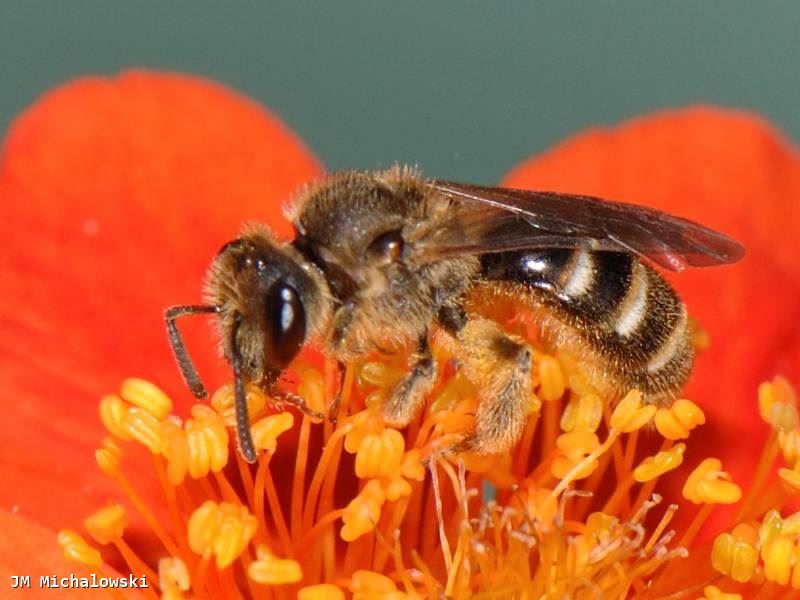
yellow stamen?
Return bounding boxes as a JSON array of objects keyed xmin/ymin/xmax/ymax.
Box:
[
  {"xmin": 247, "ymin": 543, "xmax": 303, "ymax": 584},
  {"xmin": 84, "ymin": 504, "xmax": 128, "ymax": 545},
  {"xmin": 538, "ymin": 355, "xmax": 565, "ymax": 401},
  {"xmin": 251, "ymin": 412, "xmax": 294, "ymax": 452},
  {"xmin": 682, "ymin": 458, "xmax": 743, "ymax": 504},
  {"xmin": 158, "ymin": 557, "xmax": 190, "ymax": 597},
  {"xmin": 57, "ymin": 530, "xmax": 102, "ymax": 566},
  {"xmin": 355, "ymin": 428, "xmax": 405, "ymax": 479},
  {"xmin": 654, "ymin": 399, "xmax": 705, "ymax": 440},
  {"xmin": 610, "ymin": 389, "xmax": 657, "ymax": 433},
  {"xmin": 560, "ymin": 393, "xmax": 603, "ymax": 433},
  {"xmin": 187, "ymin": 500, "xmax": 258, "ymax": 569},
  {"xmin": 634, "ymin": 443, "xmax": 686, "ymax": 482},
  {"xmin": 99, "ymin": 394, "xmax": 133, "ymax": 440},
  {"xmin": 298, "ymin": 583, "xmax": 346, "ymax": 600},
  {"xmin": 120, "ymin": 378, "xmax": 173, "ymax": 420}
]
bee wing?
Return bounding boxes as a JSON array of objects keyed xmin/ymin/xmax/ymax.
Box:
[{"xmin": 420, "ymin": 181, "xmax": 744, "ymax": 272}]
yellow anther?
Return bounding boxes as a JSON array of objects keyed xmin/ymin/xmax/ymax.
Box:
[
  {"xmin": 344, "ymin": 410, "xmax": 383, "ymax": 454},
  {"xmin": 98, "ymin": 394, "xmax": 133, "ymax": 440},
  {"xmin": 560, "ymin": 394, "xmax": 603, "ymax": 433},
  {"xmin": 210, "ymin": 383, "xmax": 267, "ymax": 428},
  {"xmin": 382, "ymin": 476, "xmax": 412, "ymax": 501},
  {"xmin": 778, "ymin": 467, "xmax": 800, "ymax": 493},
  {"xmin": 96, "ymin": 437, "xmax": 122, "ymax": 477},
  {"xmin": 759, "ymin": 509, "xmax": 784, "ymax": 557},
  {"xmin": 779, "ymin": 429, "xmax": 800, "ymax": 466},
  {"xmin": 84, "ymin": 504, "xmax": 128, "ymax": 545},
  {"xmin": 247, "ymin": 543, "xmax": 303, "ymax": 584},
  {"xmin": 610, "ymin": 389, "xmax": 656, "ymax": 433},
  {"xmin": 759, "ymin": 376, "xmax": 798, "ymax": 431},
  {"xmin": 351, "ymin": 570, "xmax": 401, "ymax": 597},
  {"xmin": 120, "ymin": 378, "xmax": 173, "ymax": 420},
  {"xmin": 161, "ymin": 419, "xmax": 189, "ymax": 485},
  {"xmin": 358, "ymin": 361, "xmax": 404, "ymax": 388},
  {"xmin": 400, "ymin": 449, "xmax": 425, "ymax": 481},
  {"xmin": 585, "ymin": 512, "xmax": 619, "ymax": 545},
  {"xmin": 634, "ymin": 443, "xmax": 686, "ymax": 482},
  {"xmin": 186, "ymin": 405, "xmax": 229, "ymax": 478},
  {"xmin": 355, "ymin": 428, "xmax": 405, "ymax": 479},
  {"xmin": 654, "ymin": 399, "xmax": 705, "ymax": 440},
  {"xmin": 121, "ymin": 406, "xmax": 165, "ymax": 454},
  {"xmin": 299, "ymin": 584, "xmax": 346, "ymax": 600},
  {"xmin": 762, "ymin": 535, "xmax": 793, "ymax": 586},
  {"xmin": 701, "ymin": 585, "xmax": 742, "ymax": 600},
  {"xmin": 711, "ymin": 531, "xmax": 758, "ymax": 582},
  {"xmin": 551, "ymin": 431, "xmax": 600, "ymax": 480},
  {"xmin": 57, "ymin": 530, "xmax": 102, "ymax": 567},
  {"xmin": 538, "ymin": 355, "xmax": 565, "ymax": 401},
  {"xmin": 187, "ymin": 501, "xmax": 258, "ymax": 569},
  {"xmin": 251, "ymin": 412, "xmax": 294, "ymax": 453},
  {"xmin": 341, "ymin": 479, "xmax": 385, "ymax": 542},
  {"xmin": 158, "ymin": 557, "xmax": 190, "ymax": 595},
  {"xmin": 783, "ymin": 511, "xmax": 800, "ymax": 536},
  {"xmin": 682, "ymin": 458, "xmax": 742, "ymax": 504},
  {"xmin": 297, "ymin": 367, "xmax": 327, "ymax": 415}
]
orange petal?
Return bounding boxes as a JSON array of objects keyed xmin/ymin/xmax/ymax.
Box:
[{"xmin": 0, "ymin": 510, "xmax": 147, "ymax": 598}]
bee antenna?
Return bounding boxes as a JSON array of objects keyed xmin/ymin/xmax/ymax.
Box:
[
  {"xmin": 164, "ymin": 304, "xmax": 220, "ymax": 399},
  {"xmin": 230, "ymin": 313, "xmax": 258, "ymax": 464}
]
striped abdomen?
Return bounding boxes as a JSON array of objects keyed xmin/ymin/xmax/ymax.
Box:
[{"xmin": 480, "ymin": 248, "xmax": 693, "ymax": 403}]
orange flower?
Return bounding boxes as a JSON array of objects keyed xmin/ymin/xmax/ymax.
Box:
[{"xmin": 1, "ymin": 71, "xmax": 799, "ymax": 597}]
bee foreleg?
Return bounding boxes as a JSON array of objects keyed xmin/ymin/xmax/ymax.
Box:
[
  {"xmin": 445, "ymin": 317, "xmax": 534, "ymax": 455},
  {"xmin": 382, "ymin": 336, "xmax": 437, "ymax": 427}
]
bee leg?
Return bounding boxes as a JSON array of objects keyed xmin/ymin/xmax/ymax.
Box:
[
  {"xmin": 327, "ymin": 361, "xmax": 347, "ymax": 423},
  {"xmin": 445, "ymin": 317, "xmax": 534, "ymax": 455},
  {"xmin": 272, "ymin": 390, "xmax": 326, "ymax": 420},
  {"xmin": 382, "ymin": 336, "xmax": 437, "ymax": 427}
]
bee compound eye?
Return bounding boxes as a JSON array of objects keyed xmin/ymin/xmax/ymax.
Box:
[
  {"xmin": 368, "ymin": 229, "xmax": 404, "ymax": 262},
  {"xmin": 264, "ymin": 282, "xmax": 306, "ymax": 369}
]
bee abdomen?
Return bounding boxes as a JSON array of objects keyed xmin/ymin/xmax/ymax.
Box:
[{"xmin": 480, "ymin": 249, "xmax": 693, "ymax": 402}]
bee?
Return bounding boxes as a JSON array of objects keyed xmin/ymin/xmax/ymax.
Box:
[{"xmin": 165, "ymin": 166, "xmax": 744, "ymax": 463}]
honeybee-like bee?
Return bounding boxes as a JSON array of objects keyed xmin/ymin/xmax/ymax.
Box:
[{"xmin": 166, "ymin": 166, "xmax": 744, "ymax": 463}]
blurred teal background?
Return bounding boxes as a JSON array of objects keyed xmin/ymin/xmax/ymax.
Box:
[{"xmin": 1, "ymin": 2, "xmax": 798, "ymax": 183}]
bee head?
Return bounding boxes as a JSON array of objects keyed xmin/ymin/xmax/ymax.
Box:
[{"xmin": 207, "ymin": 226, "xmax": 327, "ymax": 383}]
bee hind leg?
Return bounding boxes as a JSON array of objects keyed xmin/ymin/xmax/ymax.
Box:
[
  {"xmin": 443, "ymin": 317, "xmax": 534, "ymax": 455},
  {"xmin": 382, "ymin": 336, "xmax": 437, "ymax": 427}
]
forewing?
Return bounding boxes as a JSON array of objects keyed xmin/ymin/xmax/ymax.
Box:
[{"xmin": 420, "ymin": 181, "xmax": 744, "ymax": 271}]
